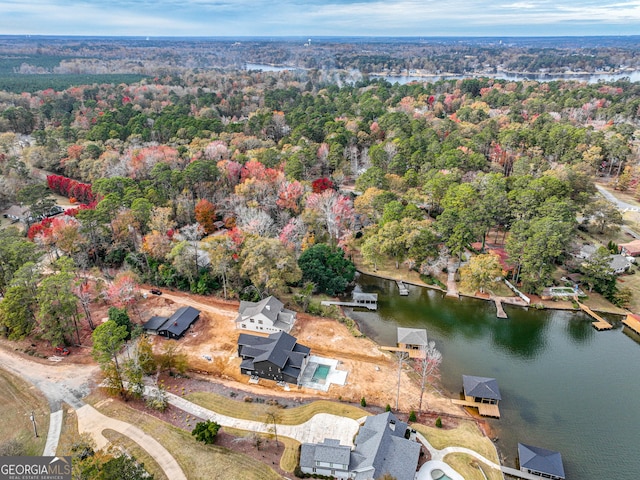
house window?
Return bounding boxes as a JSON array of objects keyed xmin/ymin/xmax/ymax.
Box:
[
  {"xmin": 258, "ymin": 319, "xmax": 263, "ymax": 324},
  {"xmin": 250, "ymin": 318, "xmax": 255, "ymax": 323},
  {"xmin": 241, "ymin": 324, "xmax": 246, "ymax": 329},
  {"xmin": 312, "ymin": 468, "xmax": 317, "ymax": 473}
]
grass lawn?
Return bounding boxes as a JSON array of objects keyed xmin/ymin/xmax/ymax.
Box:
[
  {"xmin": 351, "ymin": 251, "xmax": 447, "ymax": 290},
  {"xmin": 444, "ymin": 452, "xmax": 504, "ymax": 480},
  {"xmin": 0, "ymin": 368, "xmax": 49, "ymax": 455},
  {"xmin": 102, "ymin": 429, "xmax": 169, "ymax": 480},
  {"xmin": 617, "ymin": 266, "xmax": 640, "ymax": 312},
  {"xmin": 86, "ymin": 393, "xmax": 282, "ymax": 480},
  {"xmin": 413, "ymin": 419, "xmax": 499, "ymax": 465},
  {"xmin": 56, "ymin": 405, "xmax": 81, "ymax": 456},
  {"xmin": 184, "ymin": 392, "xmax": 367, "ymax": 424}
]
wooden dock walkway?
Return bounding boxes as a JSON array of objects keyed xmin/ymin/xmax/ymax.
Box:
[
  {"xmin": 380, "ymin": 345, "xmax": 426, "ymax": 359},
  {"xmin": 494, "ymin": 298, "xmax": 508, "ymax": 318},
  {"xmin": 452, "ymin": 399, "xmax": 501, "ymax": 418},
  {"xmin": 320, "ymin": 300, "xmax": 377, "ymax": 311},
  {"xmin": 577, "ymin": 302, "xmax": 613, "ymax": 330},
  {"xmin": 622, "ymin": 314, "xmax": 640, "ymax": 335},
  {"xmin": 501, "ymin": 466, "xmax": 546, "ymax": 480},
  {"xmin": 396, "ymin": 280, "xmax": 409, "ymax": 296}
]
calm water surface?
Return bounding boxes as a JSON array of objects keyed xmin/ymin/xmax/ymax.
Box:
[{"xmin": 347, "ymin": 274, "xmax": 640, "ymax": 480}]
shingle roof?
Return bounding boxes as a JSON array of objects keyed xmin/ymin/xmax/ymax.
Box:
[
  {"xmin": 350, "ymin": 412, "xmax": 420, "ymax": 480},
  {"xmin": 237, "ymin": 296, "xmax": 285, "ymax": 323},
  {"xmin": 237, "ymin": 331, "xmax": 310, "ymax": 378},
  {"xmin": 463, "ymin": 375, "xmax": 502, "ymax": 401},
  {"xmin": 518, "ymin": 443, "xmax": 565, "ymax": 479},
  {"xmin": 397, "ymin": 327, "xmax": 428, "ymax": 346},
  {"xmin": 300, "ymin": 439, "xmax": 351, "ymax": 470},
  {"xmin": 143, "ymin": 315, "xmax": 169, "ymax": 332}
]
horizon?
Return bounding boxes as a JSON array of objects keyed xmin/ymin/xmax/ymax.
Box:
[{"xmin": 2, "ymin": 1, "xmax": 640, "ymax": 37}]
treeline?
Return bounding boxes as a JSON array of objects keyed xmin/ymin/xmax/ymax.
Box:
[{"xmin": 1, "ymin": 68, "xmax": 638, "ymax": 347}]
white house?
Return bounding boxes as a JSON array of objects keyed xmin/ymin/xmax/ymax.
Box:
[{"xmin": 235, "ymin": 296, "xmax": 296, "ymax": 333}]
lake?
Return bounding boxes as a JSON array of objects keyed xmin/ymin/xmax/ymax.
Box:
[
  {"xmin": 346, "ymin": 274, "xmax": 640, "ymax": 480},
  {"xmin": 245, "ymin": 63, "xmax": 640, "ymax": 83}
]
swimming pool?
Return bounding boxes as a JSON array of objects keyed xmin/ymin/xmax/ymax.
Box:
[
  {"xmin": 431, "ymin": 469, "xmax": 453, "ymax": 480},
  {"xmin": 312, "ymin": 364, "xmax": 331, "ymax": 382}
]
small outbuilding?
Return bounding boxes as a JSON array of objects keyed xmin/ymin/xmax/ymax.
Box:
[
  {"xmin": 397, "ymin": 327, "xmax": 428, "ymax": 351},
  {"xmin": 463, "ymin": 375, "xmax": 502, "ymax": 405},
  {"xmin": 518, "ymin": 443, "xmax": 565, "ymax": 480},
  {"xmin": 142, "ymin": 306, "xmax": 201, "ymax": 339},
  {"xmin": 619, "ymin": 239, "xmax": 640, "ymax": 257}
]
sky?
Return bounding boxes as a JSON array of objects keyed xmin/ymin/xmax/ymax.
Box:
[{"xmin": 1, "ymin": 0, "xmax": 640, "ymax": 37}]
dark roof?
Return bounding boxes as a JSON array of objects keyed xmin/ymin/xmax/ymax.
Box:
[
  {"xmin": 238, "ymin": 331, "xmax": 310, "ymax": 372},
  {"xmin": 142, "ymin": 315, "xmax": 169, "ymax": 332},
  {"xmin": 518, "ymin": 443, "xmax": 565, "ymax": 479},
  {"xmin": 143, "ymin": 306, "xmax": 200, "ymax": 337},
  {"xmin": 463, "ymin": 375, "xmax": 502, "ymax": 401},
  {"xmin": 350, "ymin": 412, "xmax": 420, "ymax": 480},
  {"xmin": 162, "ymin": 306, "xmax": 200, "ymax": 336}
]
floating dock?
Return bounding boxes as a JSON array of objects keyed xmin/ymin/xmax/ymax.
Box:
[
  {"xmin": 379, "ymin": 345, "xmax": 426, "ymax": 359},
  {"xmin": 494, "ymin": 298, "xmax": 508, "ymax": 318},
  {"xmin": 577, "ymin": 302, "xmax": 613, "ymax": 330},
  {"xmin": 396, "ymin": 280, "xmax": 409, "ymax": 295}
]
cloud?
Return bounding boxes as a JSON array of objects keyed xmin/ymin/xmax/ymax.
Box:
[{"xmin": 0, "ymin": 0, "xmax": 639, "ymax": 36}]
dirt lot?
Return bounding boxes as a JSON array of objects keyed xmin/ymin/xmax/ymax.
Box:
[{"xmin": 137, "ymin": 289, "xmax": 460, "ymax": 416}]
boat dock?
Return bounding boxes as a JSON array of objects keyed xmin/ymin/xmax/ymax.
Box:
[
  {"xmin": 379, "ymin": 345, "xmax": 426, "ymax": 359},
  {"xmin": 494, "ymin": 298, "xmax": 508, "ymax": 318},
  {"xmin": 396, "ymin": 280, "xmax": 409, "ymax": 295},
  {"xmin": 500, "ymin": 466, "xmax": 548, "ymax": 480},
  {"xmin": 451, "ymin": 399, "xmax": 501, "ymax": 418},
  {"xmin": 321, "ymin": 292, "xmax": 378, "ymax": 311},
  {"xmin": 577, "ymin": 302, "xmax": 613, "ymax": 330},
  {"xmin": 623, "ymin": 313, "xmax": 640, "ymax": 335}
]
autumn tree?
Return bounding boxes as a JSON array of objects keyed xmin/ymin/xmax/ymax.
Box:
[
  {"xmin": 194, "ymin": 199, "xmax": 217, "ymax": 234},
  {"xmin": 460, "ymin": 253, "xmax": 504, "ymax": 294},
  {"xmin": 202, "ymin": 235, "xmax": 236, "ymax": 299},
  {"xmin": 240, "ymin": 236, "xmax": 301, "ymax": 295}
]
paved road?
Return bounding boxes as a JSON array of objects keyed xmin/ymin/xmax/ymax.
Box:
[
  {"xmin": 595, "ymin": 184, "xmax": 640, "ymax": 212},
  {"xmin": 0, "ymin": 347, "xmax": 186, "ymax": 480}
]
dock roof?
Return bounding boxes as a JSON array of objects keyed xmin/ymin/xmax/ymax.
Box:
[
  {"xmin": 518, "ymin": 443, "xmax": 565, "ymax": 479},
  {"xmin": 397, "ymin": 327, "xmax": 428, "ymax": 346},
  {"xmin": 463, "ymin": 375, "xmax": 502, "ymax": 401}
]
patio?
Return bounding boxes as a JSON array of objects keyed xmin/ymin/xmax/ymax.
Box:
[{"xmin": 299, "ymin": 355, "xmax": 348, "ymax": 392}]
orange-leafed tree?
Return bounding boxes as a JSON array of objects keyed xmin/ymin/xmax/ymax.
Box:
[{"xmin": 194, "ymin": 199, "xmax": 217, "ymax": 234}]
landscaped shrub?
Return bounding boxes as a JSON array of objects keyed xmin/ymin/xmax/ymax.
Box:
[
  {"xmin": 360, "ymin": 397, "xmax": 367, "ymax": 407},
  {"xmin": 435, "ymin": 416, "xmax": 443, "ymax": 428},
  {"xmin": 409, "ymin": 410, "xmax": 417, "ymax": 422},
  {"xmin": 385, "ymin": 404, "xmax": 391, "ymax": 412}
]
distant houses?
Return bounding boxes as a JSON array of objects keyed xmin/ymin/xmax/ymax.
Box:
[
  {"xmin": 619, "ymin": 239, "xmax": 640, "ymax": 257},
  {"xmin": 577, "ymin": 244, "xmax": 631, "ymax": 275},
  {"xmin": 237, "ymin": 331, "xmax": 310, "ymax": 385},
  {"xmin": 235, "ymin": 296, "xmax": 296, "ymax": 333},
  {"xmin": 518, "ymin": 443, "xmax": 565, "ymax": 480},
  {"xmin": 142, "ymin": 306, "xmax": 201, "ymax": 339},
  {"xmin": 299, "ymin": 412, "xmax": 421, "ymax": 480}
]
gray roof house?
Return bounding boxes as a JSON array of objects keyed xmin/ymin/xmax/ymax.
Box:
[
  {"xmin": 518, "ymin": 443, "xmax": 565, "ymax": 480},
  {"xmin": 463, "ymin": 375, "xmax": 502, "ymax": 404},
  {"xmin": 235, "ymin": 296, "xmax": 296, "ymax": 334},
  {"xmin": 142, "ymin": 306, "xmax": 200, "ymax": 339},
  {"xmin": 299, "ymin": 412, "xmax": 421, "ymax": 480},
  {"xmin": 350, "ymin": 412, "xmax": 421, "ymax": 480},
  {"xmin": 397, "ymin": 327, "xmax": 428, "ymax": 350},
  {"xmin": 577, "ymin": 244, "xmax": 631, "ymax": 275},
  {"xmin": 300, "ymin": 439, "xmax": 351, "ymax": 479},
  {"xmin": 237, "ymin": 331, "xmax": 310, "ymax": 385}
]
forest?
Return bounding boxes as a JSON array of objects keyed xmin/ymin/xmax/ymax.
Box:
[{"xmin": 0, "ymin": 38, "xmax": 639, "ymax": 346}]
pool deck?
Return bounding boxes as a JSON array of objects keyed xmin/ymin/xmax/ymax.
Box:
[
  {"xmin": 416, "ymin": 460, "xmax": 465, "ymax": 480},
  {"xmin": 299, "ymin": 355, "xmax": 348, "ymax": 392}
]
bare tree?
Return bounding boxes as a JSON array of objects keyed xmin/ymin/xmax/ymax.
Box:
[
  {"xmin": 395, "ymin": 351, "xmax": 409, "ymax": 411},
  {"xmin": 414, "ymin": 341, "xmax": 442, "ymax": 413}
]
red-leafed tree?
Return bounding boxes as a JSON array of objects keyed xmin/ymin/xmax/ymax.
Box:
[
  {"xmin": 47, "ymin": 174, "xmax": 95, "ymax": 203},
  {"xmin": 106, "ymin": 271, "xmax": 141, "ymax": 318},
  {"xmin": 311, "ymin": 177, "xmax": 335, "ymax": 194},
  {"xmin": 194, "ymin": 199, "xmax": 217, "ymax": 234},
  {"xmin": 276, "ymin": 181, "xmax": 305, "ymax": 213}
]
